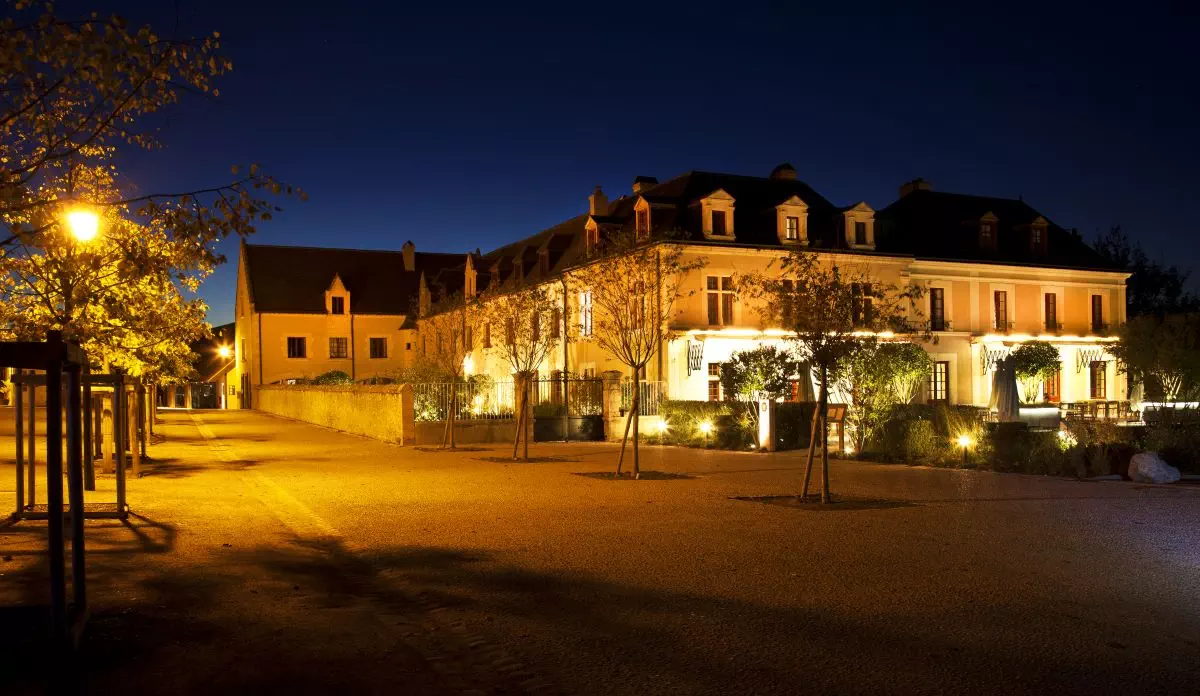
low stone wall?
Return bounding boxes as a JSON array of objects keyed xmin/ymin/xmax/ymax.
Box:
[
  {"xmin": 414, "ymin": 419, "xmax": 517, "ymax": 446},
  {"xmin": 255, "ymin": 384, "xmax": 414, "ymax": 445}
]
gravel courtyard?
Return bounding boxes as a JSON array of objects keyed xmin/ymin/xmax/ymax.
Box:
[{"xmin": 2, "ymin": 408, "xmax": 1198, "ymax": 695}]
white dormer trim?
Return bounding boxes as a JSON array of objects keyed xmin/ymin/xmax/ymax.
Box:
[
  {"xmin": 696, "ymin": 188, "xmax": 735, "ymax": 240},
  {"xmin": 464, "ymin": 255, "xmax": 478, "ymax": 298},
  {"xmin": 844, "ymin": 201, "xmax": 875, "ymax": 251},
  {"xmin": 776, "ymin": 195, "xmax": 809, "ymax": 246}
]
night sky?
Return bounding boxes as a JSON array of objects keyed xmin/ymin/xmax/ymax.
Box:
[{"xmin": 57, "ymin": 1, "xmax": 1200, "ymax": 325}]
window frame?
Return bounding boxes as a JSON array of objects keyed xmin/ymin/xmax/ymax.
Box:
[
  {"xmin": 1089, "ymin": 361, "xmax": 1107, "ymax": 399},
  {"xmin": 286, "ymin": 336, "xmax": 307, "ymax": 359},
  {"xmin": 706, "ymin": 275, "xmax": 735, "ymax": 326},
  {"xmin": 579, "ymin": 290, "xmax": 593, "ymax": 337},
  {"xmin": 785, "ymin": 216, "xmax": 799, "ymax": 241},
  {"xmin": 854, "ymin": 220, "xmax": 867, "ymax": 246},
  {"xmin": 330, "ymin": 296, "xmax": 345, "ymax": 315},
  {"xmin": 328, "ymin": 336, "xmax": 349, "ymax": 359},
  {"xmin": 1091, "ymin": 294, "xmax": 1104, "ymax": 332},
  {"xmin": 928, "ymin": 360, "xmax": 950, "ymax": 403},
  {"xmin": 929, "ymin": 287, "xmax": 946, "ymax": 331},
  {"xmin": 1044, "ymin": 293, "xmax": 1058, "ymax": 331},
  {"xmin": 368, "ymin": 337, "xmax": 388, "ymax": 359},
  {"xmin": 707, "ymin": 363, "xmax": 722, "ymax": 402},
  {"xmin": 711, "ymin": 210, "xmax": 728, "ymax": 237},
  {"xmin": 994, "ymin": 290, "xmax": 1008, "ymax": 331}
]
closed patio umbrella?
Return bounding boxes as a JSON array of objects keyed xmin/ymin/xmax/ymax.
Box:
[{"xmin": 989, "ymin": 356, "xmax": 1020, "ymax": 422}]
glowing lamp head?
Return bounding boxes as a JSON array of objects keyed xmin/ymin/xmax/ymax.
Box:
[
  {"xmin": 956, "ymin": 434, "xmax": 974, "ymax": 448},
  {"xmin": 657, "ymin": 420, "xmax": 670, "ymax": 435},
  {"xmin": 217, "ymin": 345, "xmax": 232, "ymax": 359},
  {"xmin": 698, "ymin": 420, "xmax": 713, "ymax": 435},
  {"xmin": 66, "ymin": 209, "xmax": 99, "ymax": 242}
]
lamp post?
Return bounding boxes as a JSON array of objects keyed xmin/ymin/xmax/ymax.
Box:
[{"xmin": 957, "ymin": 433, "xmax": 973, "ymax": 466}]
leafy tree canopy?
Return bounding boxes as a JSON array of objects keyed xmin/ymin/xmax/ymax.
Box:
[
  {"xmin": 1095, "ymin": 226, "xmax": 1198, "ymax": 317},
  {"xmin": 1110, "ymin": 314, "xmax": 1200, "ymax": 402},
  {"xmin": 720, "ymin": 345, "xmax": 801, "ymax": 404}
]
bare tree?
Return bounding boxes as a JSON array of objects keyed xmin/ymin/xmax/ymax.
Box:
[
  {"xmin": 477, "ymin": 284, "xmax": 557, "ymax": 460},
  {"xmin": 742, "ymin": 251, "xmax": 925, "ymax": 502},
  {"xmin": 418, "ymin": 291, "xmax": 477, "ymax": 449},
  {"xmin": 570, "ymin": 230, "xmax": 705, "ymax": 478}
]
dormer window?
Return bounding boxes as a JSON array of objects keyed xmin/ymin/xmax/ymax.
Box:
[
  {"xmin": 585, "ymin": 224, "xmax": 600, "ymax": 254},
  {"xmin": 538, "ymin": 250, "xmax": 549, "ymax": 275},
  {"xmin": 697, "ymin": 189, "xmax": 736, "ymax": 239},
  {"xmin": 979, "ymin": 212, "xmax": 998, "ymax": 251},
  {"xmin": 330, "ymin": 296, "xmax": 345, "ymax": 315},
  {"xmin": 843, "ymin": 202, "xmax": 875, "ymax": 250},
  {"xmin": 636, "ymin": 209, "xmax": 649, "ymax": 240},
  {"xmin": 776, "ymin": 195, "xmax": 808, "ymax": 245},
  {"xmin": 1029, "ymin": 217, "xmax": 1049, "ymax": 255}
]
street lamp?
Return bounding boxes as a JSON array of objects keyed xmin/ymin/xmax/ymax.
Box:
[
  {"xmin": 65, "ymin": 208, "xmax": 100, "ymax": 243},
  {"xmin": 217, "ymin": 345, "xmax": 232, "ymax": 360}
]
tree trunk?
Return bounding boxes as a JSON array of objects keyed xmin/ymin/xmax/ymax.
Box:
[
  {"xmin": 511, "ymin": 377, "xmax": 524, "ymax": 460},
  {"xmin": 820, "ymin": 364, "xmax": 831, "ymax": 504},
  {"xmin": 616, "ymin": 403, "xmax": 634, "ymax": 477},
  {"xmin": 522, "ymin": 377, "xmax": 531, "ymax": 461},
  {"xmin": 448, "ymin": 387, "xmax": 457, "ymax": 450},
  {"xmin": 802, "ymin": 387, "xmax": 821, "ymax": 499},
  {"xmin": 632, "ymin": 402, "xmax": 641, "ymax": 479}
]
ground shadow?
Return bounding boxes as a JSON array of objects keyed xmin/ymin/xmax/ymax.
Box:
[
  {"xmin": 573, "ymin": 471, "xmax": 697, "ymax": 481},
  {"xmin": 732, "ymin": 494, "xmax": 915, "ymax": 510},
  {"xmin": 413, "ymin": 446, "xmax": 491, "ymax": 453},
  {"xmin": 476, "ymin": 455, "xmax": 579, "ymax": 463}
]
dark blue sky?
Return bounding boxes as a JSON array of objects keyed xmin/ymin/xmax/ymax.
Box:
[{"xmin": 69, "ymin": 1, "xmax": 1200, "ymax": 325}]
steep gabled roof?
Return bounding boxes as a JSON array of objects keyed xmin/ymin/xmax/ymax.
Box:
[
  {"xmin": 876, "ymin": 189, "xmax": 1115, "ymax": 270},
  {"xmin": 242, "ymin": 244, "xmax": 462, "ymax": 314}
]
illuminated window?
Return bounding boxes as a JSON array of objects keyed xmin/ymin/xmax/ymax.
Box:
[
  {"xmin": 1044, "ymin": 293, "xmax": 1058, "ymax": 331},
  {"xmin": 579, "ymin": 290, "xmax": 593, "ymax": 337},
  {"xmin": 330, "ymin": 296, "xmax": 345, "ymax": 315},
  {"xmin": 286, "ymin": 337, "xmax": 306, "ymax": 359},
  {"xmin": 706, "ymin": 276, "xmax": 734, "ymax": 325},
  {"xmin": 707, "ymin": 363, "xmax": 722, "ymax": 401},
  {"xmin": 928, "ymin": 361, "xmax": 949, "ymax": 403},
  {"xmin": 852, "ymin": 283, "xmax": 875, "ymax": 327},
  {"xmin": 1045, "ymin": 369, "xmax": 1060, "ymax": 403},
  {"xmin": 369, "ymin": 338, "xmax": 387, "ymax": 359},
  {"xmin": 980, "ymin": 223, "xmax": 994, "ymax": 248},
  {"xmin": 785, "ymin": 216, "xmax": 799, "ymax": 241},
  {"xmin": 994, "ymin": 291, "xmax": 1008, "ymax": 330},
  {"xmin": 929, "ymin": 288, "xmax": 945, "ymax": 331},
  {"xmin": 1090, "ymin": 361, "xmax": 1106, "ymax": 399}
]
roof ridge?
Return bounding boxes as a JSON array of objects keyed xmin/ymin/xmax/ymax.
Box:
[{"xmin": 245, "ymin": 242, "xmax": 462, "ymax": 257}]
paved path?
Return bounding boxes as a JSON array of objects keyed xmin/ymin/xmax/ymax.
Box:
[{"xmin": 2, "ymin": 409, "xmax": 1199, "ymax": 694}]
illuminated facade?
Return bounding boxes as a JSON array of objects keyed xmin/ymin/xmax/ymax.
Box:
[
  {"xmin": 233, "ymin": 165, "xmax": 1129, "ymax": 409},
  {"xmin": 452, "ymin": 167, "xmax": 1128, "ymax": 406}
]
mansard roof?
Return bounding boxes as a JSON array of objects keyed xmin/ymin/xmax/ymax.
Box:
[{"xmin": 876, "ymin": 189, "xmax": 1116, "ymax": 270}]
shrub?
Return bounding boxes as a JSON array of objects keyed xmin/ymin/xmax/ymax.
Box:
[
  {"xmin": 903, "ymin": 420, "xmax": 940, "ymax": 463},
  {"xmin": 1144, "ymin": 417, "xmax": 1200, "ymax": 474},
  {"xmin": 313, "ymin": 370, "xmax": 352, "ymax": 385},
  {"xmin": 659, "ymin": 400, "xmax": 749, "ymax": 449},
  {"xmin": 1010, "ymin": 341, "xmax": 1062, "ymax": 403}
]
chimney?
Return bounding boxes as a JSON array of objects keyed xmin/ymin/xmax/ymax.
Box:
[
  {"xmin": 588, "ymin": 186, "xmax": 609, "ymax": 216},
  {"xmin": 632, "ymin": 176, "xmax": 658, "ymax": 195},
  {"xmin": 769, "ymin": 162, "xmax": 797, "ymax": 180},
  {"xmin": 898, "ymin": 178, "xmax": 932, "ymax": 198},
  {"xmin": 402, "ymin": 240, "xmax": 415, "ymax": 272}
]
